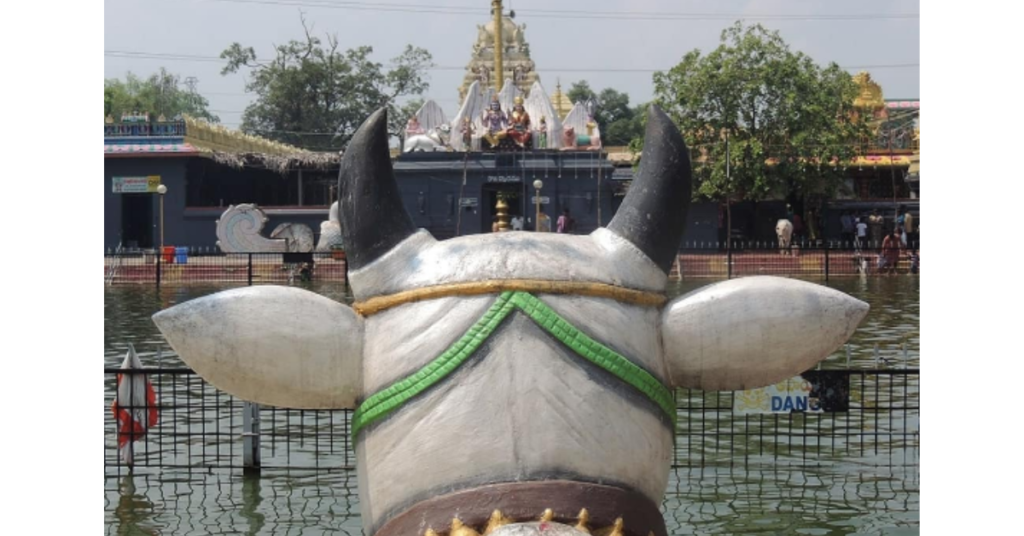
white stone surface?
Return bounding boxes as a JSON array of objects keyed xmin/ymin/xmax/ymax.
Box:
[
  {"xmin": 152, "ymin": 286, "xmax": 363, "ymax": 409},
  {"xmin": 270, "ymin": 222, "xmax": 315, "ymax": 252},
  {"xmin": 348, "ymin": 228, "xmax": 667, "ymax": 301},
  {"xmin": 489, "ymin": 523, "xmax": 590, "ymax": 536},
  {"xmin": 357, "ymin": 313, "xmax": 673, "ymax": 527},
  {"xmin": 660, "ymin": 276, "xmax": 869, "ymax": 391},
  {"xmin": 215, "ymin": 204, "xmax": 287, "ymax": 253}
]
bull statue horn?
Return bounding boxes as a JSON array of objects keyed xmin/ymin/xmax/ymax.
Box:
[
  {"xmin": 606, "ymin": 105, "xmax": 692, "ymax": 273},
  {"xmin": 338, "ymin": 107, "xmax": 418, "ymax": 270}
]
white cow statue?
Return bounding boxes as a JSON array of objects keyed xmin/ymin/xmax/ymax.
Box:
[
  {"xmin": 776, "ymin": 218, "xmax": 794, "ymax": 255},
  {"xmin": 404, "ymin": 125, "xmax": 452, "ymax": 152},
  {"xmin": 153, "ymin": 107, "xmax": 869, "ymax": 536}
]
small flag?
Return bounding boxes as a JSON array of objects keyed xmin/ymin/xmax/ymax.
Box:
[{"xmin": 111, "ymin": 343, "xmax": 158, "ymax": 466}]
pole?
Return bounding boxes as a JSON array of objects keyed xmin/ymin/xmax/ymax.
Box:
[
  {"xmin": 825, "ymin": 245, "xmax": 830, "ymax": 282},
  {"xmin": 597, "ymin": 151, "xmax": 603, "ymax": 226},
  {"xmin": 247, "ymin": 253, "xmax": 253, "ymax": 285},
  {"xmin": 242, "ymin": 401, "xmax": 261, "ymax": 474},
  {"xmin": 492, "ymin": 0, "xmax": 504, "ymax": 92},
  {"xmin": 535, "ymin": 187, "xmax": 541, "ymax": 231},
  {"xmin": 725, "ymin": 132, "xmax": 732, "ymax": 254},
  {"xmin": 159, "ymin": 193, "xmax": 165, "ymax": 253}
]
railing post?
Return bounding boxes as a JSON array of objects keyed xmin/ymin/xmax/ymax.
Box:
[
  {"xmin": 824, "ymin": 244, "xmax": 830, "ymax": 282},
  {"xmin": 242, "ymin": 401, "xmax": 261, "ymax": 474},
  {"xmin": 727, "ymin": 246, "xmax": 733, "ymax": 279},
  {"xmin": 156, "ymin": 253, "xmax": 162, "ymax": 289},
  {"xmin": 247, "ymin": 253, "xmax": 253, "ymax": 286}
]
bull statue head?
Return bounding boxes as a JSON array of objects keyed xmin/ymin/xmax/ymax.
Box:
[{"xmin": 154, "ymin": 106, "xmax": 868, "ymax": 536}]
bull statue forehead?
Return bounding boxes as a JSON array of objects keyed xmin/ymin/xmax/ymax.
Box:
[{"xmin": 154, "ymin": 107, "xmax": 869, "ymax": 536}]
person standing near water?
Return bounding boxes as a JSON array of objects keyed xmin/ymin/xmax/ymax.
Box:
[
  {"xmin": 556, "ymin": 208, "xmax": 574, "ymax": 234},
  {"xmin": 855, "ymin": 217, "xmax": 868, "ymax": 249},
  {"xmin": 880, "ymin": 228, "xmax": 903, "ymax": 275}
]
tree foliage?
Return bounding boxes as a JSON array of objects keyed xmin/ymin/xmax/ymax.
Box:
[
  {"xmin": 566, "ymin": 81, "xmax": 645, "ymax": 146},
  {"xmin": 648, "ymin": 22, "xmax": 869, "ymax": 203},
  {"xmin": 104, "ymin": 68, "xmax": 219, "ymax": 123},
  {"xmin": 220, "ymin": 16, "xmax": 433, "ymax": 151}
]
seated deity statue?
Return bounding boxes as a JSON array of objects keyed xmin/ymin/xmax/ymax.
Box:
[
  {"xmin": 405, "ymin": 116, "xmax": 425, "ymax": 137},
  {"xmin": 506, "ymin": 96, "xmax": 532, "ymax": 148},
  {"xmin": 481, "ymin": 98, "xmax": 508, "ymax": 149}
]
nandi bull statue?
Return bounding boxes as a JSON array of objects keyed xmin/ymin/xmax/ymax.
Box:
[{"xmin": 153, "ymin": 107, "xmax": 869, "ymax": 536}]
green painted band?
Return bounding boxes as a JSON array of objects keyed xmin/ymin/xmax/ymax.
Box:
[{"xmin": 351, "ymin": 291, "xmax": 676, "ymax": 440}]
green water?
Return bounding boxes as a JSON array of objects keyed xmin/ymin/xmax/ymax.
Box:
[{"xmin": 104, "ymin": 277, "xmax": 919, "ymax": 535}]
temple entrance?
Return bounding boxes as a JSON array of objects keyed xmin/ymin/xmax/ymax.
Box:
[
  {"xmin": 481, "ymin": 183, "xmax": 524, "ymax": 231},
  {"xmin": 121, "ymin": 193, "xmax": 154, "ymax": 249}
]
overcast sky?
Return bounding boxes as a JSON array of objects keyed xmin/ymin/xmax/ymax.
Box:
[{"xmin": 104, "ymin": 0, "xmax": 919, "ymax": 127}]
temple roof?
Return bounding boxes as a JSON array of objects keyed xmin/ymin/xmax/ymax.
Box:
[
  {"xmin": 104, "ymin": 113, "xmax": 308, "ymax": 159},
  {"xmin": 550, "ymin": 81, "xmax": 574, "ymax": 121}
]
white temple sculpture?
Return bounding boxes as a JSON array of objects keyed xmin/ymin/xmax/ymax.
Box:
[
  {"xmin": 561, "ymin": 102, "xmax": 602, "ymax": 151},
  {"xmin": 215, "ymin": 204, "xmax": 287, "ymax": 253},
  {"xmin": 269, "ymin": 222, "xmax": 315, "ymax": 252},
  {"xmin": 155, "ymin": 107, "xmax": 869, "ymax": 536},
  {"xmin": 315, "ymin": 202, "xmax": 344, "ymax": 252},
  {"xmin": 403, "ymin": 100, "xmax": 452, "ymax": 153},
  {"xmin": 523, "ymin": 80, "xmax": 563, "ymax": 149}
]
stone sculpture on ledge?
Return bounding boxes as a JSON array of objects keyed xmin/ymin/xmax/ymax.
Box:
[
  {"xmin": 154, "ymin": 107, "xmax": 869, "ymax": 536},
  {"xmin": 215, "ymin": 204, "xmax": 287, "ymax": 253},
  {"xmin": 315, "ymin": 202, "xmax": 344, "ymax": 252}
]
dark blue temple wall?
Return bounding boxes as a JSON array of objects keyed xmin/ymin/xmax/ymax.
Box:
[
  {"xmin": 394, "ymin": 171, "xmax": 623, "ymax": 238},
  {"xmin": 104, "ymin": 157, "xmax": 188, "ymax": 250}
]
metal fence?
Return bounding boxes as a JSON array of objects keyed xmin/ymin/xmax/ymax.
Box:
[
  {"xmin": 104, "ymin": 250, "xmax": 349, "ymax": 286},
  {"xmin": 106, "ymin": 241, "xmax": 919, "ymax": 286},
  {"xmin": 104, "ymin": 368, "xmax": 919, "ymax": 475},
  {"xmin": 673, "ymin": 240, "xmax": 921, "ymax": 279}
]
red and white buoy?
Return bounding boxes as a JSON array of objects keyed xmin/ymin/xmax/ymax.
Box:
[{"xmin": 111, "ymin": 343, "xmax": 158, "ymax": 467}]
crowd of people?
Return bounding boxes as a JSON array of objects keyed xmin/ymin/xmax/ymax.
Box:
[
  {"xmin": 493, "ymin": 209, "xmax": 575, "ymax": 234},
  {"xmin": 839, "ymin": 206, "xmax": 918, "ymax": 275}
]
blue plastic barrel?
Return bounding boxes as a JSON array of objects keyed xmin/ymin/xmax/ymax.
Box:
[{"xmin": 175, "ymin": 247, "xmax": 189, "ymax": 265}]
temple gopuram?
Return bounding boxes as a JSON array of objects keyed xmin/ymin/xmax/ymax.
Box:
[{"xmin": 391, "ymin": 0, "xmax": 619, "ymax": 238}]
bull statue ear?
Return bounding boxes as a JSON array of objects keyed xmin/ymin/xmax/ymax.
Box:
[
  {"xmin": 339, "ymin": 107, "xmax": 418, "ymax": 270},
  {"xmin": 606, "ymin": 105, "xmax": 692, "ymax": 274}
]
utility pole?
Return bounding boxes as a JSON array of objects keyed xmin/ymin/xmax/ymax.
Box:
[
  {"xmin": 725, "ymin": 131, "xmax": 732, "ymax": 252},
  {"xmin": 492, "ymin": 0, "xmax": 504, "ymax": 91}
]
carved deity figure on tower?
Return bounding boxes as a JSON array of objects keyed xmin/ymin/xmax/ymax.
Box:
[
  {"xmin": 538, "ymin": 116, "xmax": 548, "ymax": 149},
  {"xmin": 405, "ymin": 115, "xmax": 425, "ymax": 137},
  {"xmin": 506, "ymin": 96, "xmax": 532, "ymax": 148},
  {"xmin": 482, "ymin": 97, "xmax": 508, "ymax": 148},
  {"xmin": 461, "ymin": 116, "xmax": 475, "ymax": 148}
]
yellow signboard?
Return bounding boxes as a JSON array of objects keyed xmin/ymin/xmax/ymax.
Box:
[{"xmin": 112, "ymin": 176, "xmax": 162, "ymax": 193}]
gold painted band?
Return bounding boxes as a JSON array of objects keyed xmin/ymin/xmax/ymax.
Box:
[{"xmin": 353, "ymin": 280, "xmax": 667, "ymax": 316}]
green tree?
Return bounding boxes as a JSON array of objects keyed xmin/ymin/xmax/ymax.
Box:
[
  {"xmin": 566, "ymin": 82, "xmax": 645, "ymax": 146},
  {"xmin": 566, "ymin": 81, "xmax": 596, "ymax": 106},
  {"xmin": 648, "ymin": 22, "xmax": 869, "ymax": 218},
  {"xmin": 220, "ymin": 16, "xmax": 433, "ymax": 151},
  {"xmin": 104, "ymin": 68, "xmax": 219, "ymax": 123}
]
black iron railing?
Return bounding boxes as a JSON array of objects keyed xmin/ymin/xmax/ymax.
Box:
[{"xmin": 104, "ymin": 368, "xmax": 919, "ymax": 474}]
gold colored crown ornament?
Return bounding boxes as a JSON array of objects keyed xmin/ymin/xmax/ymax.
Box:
[
  {"xmin": 514, "ymin": 96, "xmax": 524, "ymax": 105},
  {"xmin": 422, "ymin": 509, "xmax": 630, "ymax": 536}
]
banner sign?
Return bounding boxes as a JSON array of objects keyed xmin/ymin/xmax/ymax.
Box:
[
  {"xmin": 113, "ymin": 176, "xmax": 162, "ymax": 193},
  {"xmin": 459, "ymin": 197, "xmax": 479, "ymax": 207},
  {"xmin": 531, "ymin": 196, "xmax": 551, "ymax": 205},
  {"xmin": 733, "ymin": 370, "xmax": 850, "ymax": 414},
  {"xmin": 487, "ymin": 175, "xmax": 521, "ymax": 183}
]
